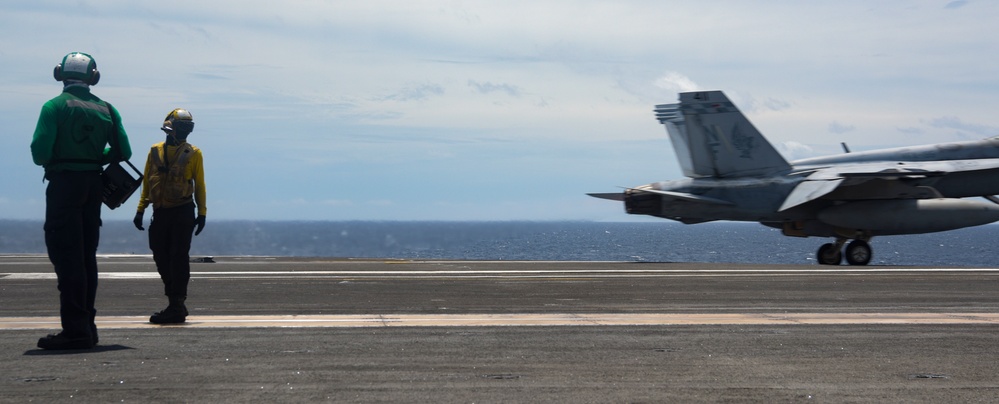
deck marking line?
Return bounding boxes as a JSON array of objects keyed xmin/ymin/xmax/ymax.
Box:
[
  {"xmin": 4, "ymin": 267, "xmax": 999, "ymax": 280},
  {"xmin": 3, "ymin": 313, "xmax": 999, "ymax": 330}
]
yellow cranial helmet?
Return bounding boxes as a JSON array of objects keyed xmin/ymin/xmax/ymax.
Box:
[{"xmin": 161, "ymin": 108, "xmax": 194, "ymax": 136}]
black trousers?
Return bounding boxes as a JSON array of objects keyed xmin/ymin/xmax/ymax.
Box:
[
  {"xmin": 44, "ymin": 171, "xmax": 103, "ymax": 339},
  {"xmin": 149, "ymin": 202, "xmax": 195, "ymax": 298}
]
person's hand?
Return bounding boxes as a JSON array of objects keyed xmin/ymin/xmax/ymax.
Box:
[
  {"xmin": 133, "ymin": 212, "xmax": 145, "ymax": 231},
  {"xmin": 194, "ymin": 215, "xmax": 206, "ymax": 236}
]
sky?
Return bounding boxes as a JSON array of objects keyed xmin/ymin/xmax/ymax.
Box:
[{"xmin": 2, "ymin": 0, "xmax": 998, "ymax": 222}]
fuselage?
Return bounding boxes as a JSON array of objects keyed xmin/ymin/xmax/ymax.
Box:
[
  {"xmin": 640, "ymin": 137, "xmax": 999, "ymax": 230},
  {"xmin": 792, "ymin": 137, "xmax": 999, "ymax": 167}
]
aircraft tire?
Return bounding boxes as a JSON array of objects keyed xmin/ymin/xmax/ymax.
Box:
[
  {"xmin": 845, "ymin": 240, "xmax": 872, "ymax": 266},
  {"xmin": 817, "ymin": 243, "xmax": 842, "ymax": 265}
]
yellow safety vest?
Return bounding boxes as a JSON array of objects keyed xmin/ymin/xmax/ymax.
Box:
[{"xmin": 147, "ymin": 143, "xmax": 195, "ymax": 209}]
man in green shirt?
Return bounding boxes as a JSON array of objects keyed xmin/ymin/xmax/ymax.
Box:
[{"xmin": 30, "ymin": 52, "xmax": 132, "ymax": 350}]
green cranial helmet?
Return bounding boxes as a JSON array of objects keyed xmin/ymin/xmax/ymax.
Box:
[{"xmin": 53, "ymin": 52, "xmax": 100, "ymax": 85}]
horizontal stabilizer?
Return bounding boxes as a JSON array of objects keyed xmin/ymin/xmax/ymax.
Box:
[
  {"xmin": 624, "ymin": 187, "xmax": 734, "ymax": 206},
  {"xmin": 587, "ymin": 193, "xmax": 625, "ymax": 201}
]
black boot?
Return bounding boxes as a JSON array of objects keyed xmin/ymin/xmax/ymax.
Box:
[
  {"xmin": 38, "ymin": 332, "xmax": 95, "ymax": 350},
  {"xmin": 150, "ymin": 296, "xmax": 188, "ymax": 324}
]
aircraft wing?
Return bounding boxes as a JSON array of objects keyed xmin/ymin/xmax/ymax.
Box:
[
  {"xmin": 779, "ymin": 159, "xmax": 999, "ymax": 211},
  {"xmin": 778, "ymin": 178, "xmax": 846, "ymax": 212},
  {"xmin": 588, "ymin": 188, "xmax": 732, "ymax": 224}
]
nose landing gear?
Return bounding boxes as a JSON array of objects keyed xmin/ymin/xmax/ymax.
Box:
[{"xmin": 817, "ymin": 238, "xmax": 872, "ymax": 266}]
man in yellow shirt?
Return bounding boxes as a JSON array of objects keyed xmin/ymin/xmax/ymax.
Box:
[{"xmin": 133, "ymin": 108, "xmax": 206, "ymax": 324}]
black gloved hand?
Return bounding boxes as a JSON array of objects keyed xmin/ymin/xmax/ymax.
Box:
[
  {"xmin": 133, "ymin": 212, "xmax": 145, "ymax": 231},
  {"xmin": 194, "ymin": 215, "xmax": 206, "ymax": 236}
]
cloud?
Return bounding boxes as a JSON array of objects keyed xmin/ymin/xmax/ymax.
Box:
[
  {"xmin": 321, "ymin": 199, "xmax": 355, "ymax": 207},
  {"xmin": 945, "ymin": 1, "xmax": 969, "ymax": 10},
  {"xmin": 377, "ymin": 83, "xmax": 445, "ymax": 102},
  {"xmin": 927, "ymin": 116, "xmax": 998, "ymax": 137},
  {"xmin": 741, "ymin": 96, "xmax": 792, "ymax": 113},
  {"xmin": 189, "ymin": 72, "xmax": 231, "ymax": 81},
  {"xmin": 828, "ymin": 121, "xmax": 856, "ymax": 134},
  {"xmin": 896, "ymin": 127, "xmax": 924, "ymax": 135},
  {"xmin": 653, "ymin": 72, "xmax": 699, "ymax": 94},
  {"xmin": 778, "ymin": 141, "xmax": 815, "ymax": 160},
  {"xmin": 467, "ymin": 80, "xmax": 521, "ymax": 97}
]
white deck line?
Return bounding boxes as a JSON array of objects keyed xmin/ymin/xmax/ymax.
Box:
[{"xmin": 3, "ymin": 313, "xmax": 999, "ymax": 330}]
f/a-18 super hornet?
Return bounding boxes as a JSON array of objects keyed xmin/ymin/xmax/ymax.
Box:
[{"xmin": 590, "ymin": 90, "xmax": 999, "ymax": 265}]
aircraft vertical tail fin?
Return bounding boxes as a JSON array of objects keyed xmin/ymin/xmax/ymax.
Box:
[{"xmin": 655, "ymin": 91, "xmax": 790, "ymax": 178}]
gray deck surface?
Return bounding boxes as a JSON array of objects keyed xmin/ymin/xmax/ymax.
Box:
[{"xmin": 2, "ymin": 256, "xmax": 998, "ymax": 402}]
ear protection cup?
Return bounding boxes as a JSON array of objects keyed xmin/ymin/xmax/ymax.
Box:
[
  {"xmin": 53, "ymin": 64, "xmax": 62, "ymax": 81},
  {"xmin": 89, "ymin": 70, "xmax": 100, "ymax": 85}
]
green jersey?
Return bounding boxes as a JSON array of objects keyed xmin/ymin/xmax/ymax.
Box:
[{"xmin": 31, "ymin": 85, "xmax": 131, "ymax": 173}]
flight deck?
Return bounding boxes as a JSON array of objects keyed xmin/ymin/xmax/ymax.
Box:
[{"xmin": 2, "ymin": 256, "xmax": 998, "ymax": 402}]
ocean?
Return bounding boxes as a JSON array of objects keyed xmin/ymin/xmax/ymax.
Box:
[{"xmin": 0, "ymin": 220, "xmax": 995, "ymax": 266}]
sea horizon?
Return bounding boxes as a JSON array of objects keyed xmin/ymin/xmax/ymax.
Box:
[{"xmin": 1, "ymin": 219, "xmax": 995, "ymax": 267}]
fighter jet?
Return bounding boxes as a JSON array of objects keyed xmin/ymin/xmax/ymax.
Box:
[{"xmin": 589, "ymin": 90, "xmax": 999, "ymax": 265}]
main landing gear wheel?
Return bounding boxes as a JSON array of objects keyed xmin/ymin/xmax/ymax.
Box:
[
  {"xmin": 845, "ymin": 240, "xmax": 872, "ymax": 266},
  {"xmin": 816, "ymin": 238, "xmax": 873, "ymax": 266},
  {"xmin": 817, "ymin": 243, "xmax": 842, "ymax": 265}
]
